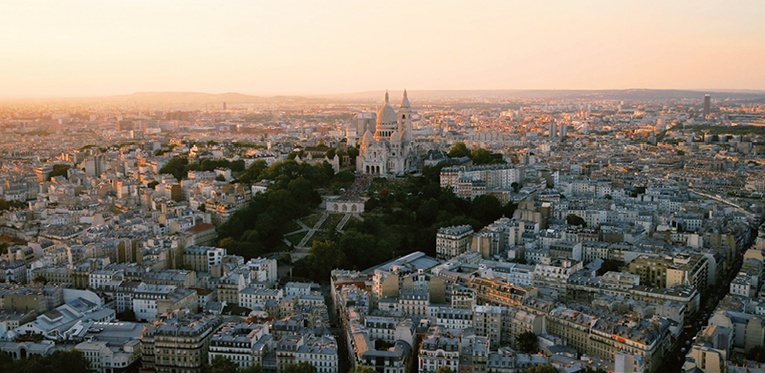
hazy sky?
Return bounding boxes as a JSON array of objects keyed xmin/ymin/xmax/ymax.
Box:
[{"xmin": 2, "ymin": 0, "xmax": 764, "ymax": 97}]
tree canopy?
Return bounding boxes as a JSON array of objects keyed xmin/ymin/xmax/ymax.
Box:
[
  {"xmin": 566, "ymin": 214, "xmax": 587, "ymax": 227},
  {"xmin": 0, "ymin": 349, "xmax": 89, "ymax": 373},
  {"xmin": 448, "ymin": 142, "xmax": 470, "ymax": 158},
  {"xmin": 293, "ymin": 164, "xmax": 516, "ymax": 282},
  {"xmin": 50, "ymin": 164, "xmax": 71, "ymax": 179},
  {"xmin": 516, "ymin": 331, "xmax": 539, "ymax": 354},
  {"xmin": 216, "ymin": 160, "xmax": 336, "ymax": 259},
  {"xmin": 159, "ymin": 156, "xmax": 247, "ymax": 180},
  {"xmin": 0, "ymin": 199, "xmax": 26, "ymax": 211},
  {"xmin": 350, "ymin": 367, "xmax": 377, "ymax": 373},
  {"xmin": 447, "ymin": 142, "xmax": 505, "ymax": 165},
  {"xmin": 282, "ymin": 362, "xmax": 317, "ymax": 373},
  {"xmin": 524, "ymin": 365, "xmax": 559, "ymax": 373}
]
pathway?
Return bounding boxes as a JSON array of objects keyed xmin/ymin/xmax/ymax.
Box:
[{"xmin": 298, "ymin": 212, "xmax": 329, "ymax": 247}]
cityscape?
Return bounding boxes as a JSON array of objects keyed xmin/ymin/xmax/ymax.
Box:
[{"xmin": 2, "ymin": 2, "xmax": 765, "ymax": 373}]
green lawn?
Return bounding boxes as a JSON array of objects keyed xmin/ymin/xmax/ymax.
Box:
[
  {"xmin": 284, "ymin": 220, "xmax": 302, "ymax": 233},
  {"xmin": 307, "ymin": 230, "xmax": 335, "ymax": 247},
  {"xmin": 300, "ymin": 212, "xmax": 324, "ymax": 228},
  {"xmin": 285, "ymin": 231, "xmax": 307, "ymax": 246},
  {"xmin": 320, "ymin": 213, "xmax": 344, "ymax": 231}
]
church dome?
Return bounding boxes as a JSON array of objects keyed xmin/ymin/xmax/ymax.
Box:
[
  {"xmin": 362, "ymin": 129, "xmax": 373, "ymax": 145},
  {"xmin": 377, "ymin": 91, "xmax": 398, "ymax": 125}
]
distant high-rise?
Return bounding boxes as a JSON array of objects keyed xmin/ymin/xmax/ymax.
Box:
[
  {"xmin": 549, "ymin": 122, "xmax": 557, "ymax": 138},
  {"xmin": 223, "ymin": 102, "xmax": 227, "ymax": 110},
  {"xmin": 703, "ymin": 94, "xmax": 711, "ymax": 116}
]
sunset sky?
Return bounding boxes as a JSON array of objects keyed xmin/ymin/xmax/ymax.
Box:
[{"xmin": 1, "ymin": 0, "xmax": 764, "ymax": 98}]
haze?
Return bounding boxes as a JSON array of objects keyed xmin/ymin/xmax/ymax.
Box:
[{"xmin": 2, "ymin": 0, "xmax": 764, "ymax": 98}]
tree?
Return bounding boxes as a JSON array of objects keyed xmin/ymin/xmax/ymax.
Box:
[
  {"xmin": 147, "ymin": 180, "xmax": 159, "ymax": 189},
  {"xmin": 524, "ymin": 365, "xmax": 559, "ymax": 373},
  {"xmin": 230, "ymin": 160, "xmax": 246, "ymax": 172},
  {"xmin": 448, "ymin": 142, "xmax": 470, "ymax": 158},
  {"xmin": 516, "ymin": 331, "xmax": 539, "ymax": 354},
  {"xmin": 338, "ymin": 231, "xmax": 378, "ymax": 270},
  {"xmin": 240, "ymin": 365, "xmax": 266, "ymax": 373},
  {"xmin": 436, "ymin": 367, "xmax": 455, "ymax": 373},
  {"xmin": 350, "ymin": 367, "xmax": 377, "ymax": 373},
  {"xmin": 748, "ymin": 345, "xmax": 765, "ymax": 363},
  {"xmin": 325, "ymin": 148, "xmax": 336, "ymax": 159},
  {"xmin": 50, "ymin": 164, "xmax": 71, "ymax": 178},
  {"xmin": 215, "ymin": 175, "xmax": 227, "ymax": 182},
  {"xmin": 566, "ymin": 214, "xmax": 586, "ymax": 227},
  {"xmin": 159, "ymin": 156, "xmax": 190, "ymax": 180},
  {"xmin": 511, "ymin": 182, "xmax": 520, "ymax": 193},
  {"xmin": 116, "ymin": 309, "xmax": 137, "ymax": 322},
  {"xmin": 469, "ymin": 148, "xmax": 498, "ymax": 165},
  {"xmin": 307, "ymin": 240, "xmax": 346, "ymax": 282},
  {"xmin": 282, "ymin": 362, "xmax": 317, "ymax": 373},
  {"xmin": 208, "ymin": 356, "xmax": 238, "ymax": 373},
  {"xmin": 32, "ymin": 275, "xmax": 48, "ymax": 285},
  {"xmin": 470, "ymin": 195, "xmax": 503, "ymax": 226},
  {"xmin": 583, "ymin": 367, "xmax": 608, "ymax": 373},
  {"xmin": 347, "ymin": 146, "xmax": 359, "ymax": 159},
  {"xmin": 0, "ymin": 199, "xmax": 26, "ymax": 211}
]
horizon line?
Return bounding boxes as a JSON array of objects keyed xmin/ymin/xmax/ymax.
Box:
[{"xmin": 2, "ymin": 87, "xmax": 765, "ymax": 101}]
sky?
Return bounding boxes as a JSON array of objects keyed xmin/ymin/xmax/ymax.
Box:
[{"xmin": 1, "ymin": 0, "xmax": 764, "ymax": 98}]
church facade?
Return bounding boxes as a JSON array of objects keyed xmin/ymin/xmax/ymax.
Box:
[{"xmin": 356, "ymin": 91, "xmax": 420, "ymax": 176}]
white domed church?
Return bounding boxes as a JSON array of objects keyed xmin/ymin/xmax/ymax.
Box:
[{"xmin": 356, "ymin": 90, "xmax": 420, "ymax": 176}]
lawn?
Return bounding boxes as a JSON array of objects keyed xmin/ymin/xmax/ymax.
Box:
[
  {"xmin": 300, "ymin": 212, "xmax": 324, "ymax": 228},
  {"xmin": 320, "ymin": 213, "xmax": 344, "ymax": 231},
  {"xmin": 285, "ymin": 231, "xmax": 307, "ymax": 246}
]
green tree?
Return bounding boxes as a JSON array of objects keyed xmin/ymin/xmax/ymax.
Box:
[
  {"xmin": 347, "ymin": 146, "xmax": 359, "ymax": 160},
  {"xmin": 516, "ymin": 331, "xmax": 539, "ymax": 354},
  {"xmin": 282, "ymin": 362, "xmax": 317, "ymax": 373},
  {"xmin": 511, "ymin": 182, "xmax": 520, "ymax": 193},
  {"xmin": 524, "ymin": 365, "xmax": 558, "ymax": 373},
  {"xmin": 470, "ymin": 195, "xmax": 503, "ymax": 226},
  {"xmin": 338, "ymin": 231, "xmax": 378, "ymax": 270},
  {"xmin": 159, "ymin": 156, "xmax": 190, "ymax": 180},
  {"xmin": 470, "ymin": 148, "xmax": 504, "ymax": 165},
  {"xmin": 566, "ymin": 214, "xmax": 586, "ymax": 227},
  {"xmin": 32, "ymin": 275, "xmax": 48, "ymax": 284},
  {"xmin": 0, "ymin": 199, "xmax": 26, "ymax": 211},
  {"xmin": 416, "ymin": 198, "xmax": 440, "ymax": 226},
  {"xmin": 350, "ymin": 367, "xmax": 377, "ymax": 373},
  {"xmin": 50, "ymin": 164, "xmax": 71, "ymax": 178},
  {"xmin": 147, "ymin": 180, "xmax": 159, "ymax": 189},
  {"xmin": 240, "ymin": 365, "xmax": 266, "ymax": 373},
  {"xmin": 448, "ymin": 142, "xmax": 470, "ymax": 158},
  {"xmin": 209, "ymin": 356, "xmax": 238, "ymax": 373},
  {"xmin": 583, "ymin": 367, "xmax": 608, "ymax": 373},
  {"xmin": 116, "ymin": 309, "xmax": 137, "ymax": 322},
  {"xmin": 325, "ymin": 148, "xmax": 336, "ymax": 159},
  {"xmin": 308, "ymin": 240, "xmax": 346, "ymax": 281},
  {"xmin": 230, "ymin": 160, "xmax": 246, "ymax": 172},
  {"xmin": 747, "ymin": 345, "xmax": 765, "ymax": 363},
  {"xmin": 436, "ymin": 367, "xmax": 455, "ymax": 373},
  {"xmin": 47, "ymin": 349, "xmax": 90, "ymax": 373}
]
